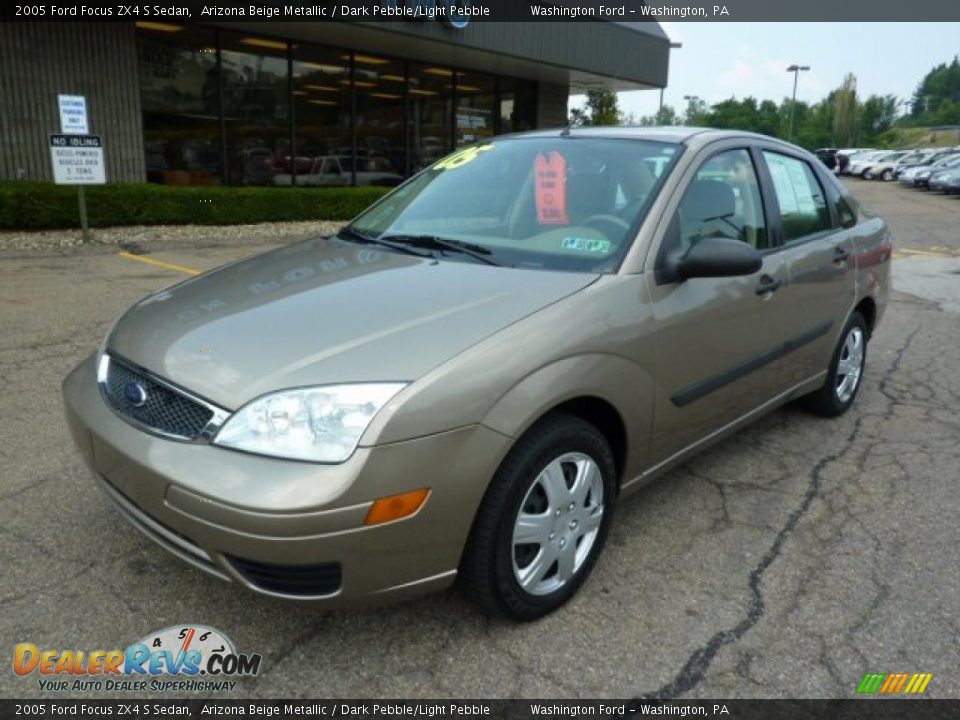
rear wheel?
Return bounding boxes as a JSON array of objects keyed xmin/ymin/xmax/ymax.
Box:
[
  {"xmin": 801, "ymin": 311, "xmax": 868, "ymax": 417},
  {"xmin": 460, "ymin": 414, "xmax": 616, "ymax": 621}
]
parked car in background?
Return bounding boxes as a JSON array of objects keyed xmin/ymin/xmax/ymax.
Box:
[
  {"xmin": 845, "ymin": 150, "xmax": 887, "ymax": 177},
  {"xmin": 937, "ymin": 167, "xmax": 960, "ymax": 194},
  {"xmin": 274, "ymin": 156, "xmax": 405, "ymax": 187},
  {"xmin": 891, "ymin": 150, "xmax": 938, "ymax": 179},
  {"xmin": 63, "ymin": 128, "xmax": 891, "ymax": 620},
  {"xmin": 863, "ymin": 151, "xmax": 909, "ymax": 180},
  {"xmin": 901, "ymin": 153, "xmax": 960, "ymax": 188},
  {"xmin": 835, "ymin": 148, "xmax": 873, "ymax": 175},
  {"xmin": 815, "ymin": 148, "xmax": 838, "ymax": 171},
  {"xmin": 929, "ymin": 164, "xmax": 960, "ymax": 192}
]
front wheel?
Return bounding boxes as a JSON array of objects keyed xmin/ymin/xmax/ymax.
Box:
[
  {"xmin": 460, "ymin": 414, "xmax": 616, "ymax": 621},
  {"xmin": 882, "ymin": 169, "xmax": 893, "ymax": 181},
  {"xmin": 801, "ymin": 312, "xmax": 868, "ymax": 417}
]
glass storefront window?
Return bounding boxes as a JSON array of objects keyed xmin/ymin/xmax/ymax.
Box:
[
  {"xmin": 354, "ymin": 55, "xmax": 407, "ymax": 186},
  {"xmin": 136, "ymin": 28, "xmax": 532, "ymax": 186},
  {"xmin": 454, "ymin": 71, "xmax": 495, "ymax": 147},
  {"xmin": 409, "ymin": 64, "xmax": 453, "ymax": 173},
  {"xmin": 221, "ymin": 33, "xmax": 290, "ymax": 186},
  {"xmin": 287, "ymin": 47, "xmax": 351, "ymax": 187},
  {"xmin": 137, "ymin": 23, "xmax": 221, "ymax": 185}
]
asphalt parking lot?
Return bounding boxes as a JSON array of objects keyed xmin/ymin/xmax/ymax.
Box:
[{"xmin": 1, "ymin": 179, "xmax": 959, "ymax": 700}]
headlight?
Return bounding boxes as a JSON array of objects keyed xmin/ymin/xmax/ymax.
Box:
[{"xmin": 214, "ymin": 383, "xmax": 407, "ymax": 463}]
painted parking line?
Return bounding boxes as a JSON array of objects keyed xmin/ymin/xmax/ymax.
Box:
[
  {"xmin": 116, "ymin": 251, "xmax": 201, "ymax": 276},
  {"xmin": 893, "ymin": 247, "xmax": 958, "ymax": 260}
]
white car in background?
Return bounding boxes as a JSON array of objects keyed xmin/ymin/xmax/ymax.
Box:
[
  {"xmin": 274, "ymin": 156, "xmax": 404, "ymax": 187},
  {"xmin": 835, "ymin": 148, "xmax": 873, "ymax": 175},
  {"xmin": 845, "ymin": 150, "xmax": 886, "ymax": 177},
  {"xmin": 860, "ymin": 151, "xmax": 909, "ymax": 180}
]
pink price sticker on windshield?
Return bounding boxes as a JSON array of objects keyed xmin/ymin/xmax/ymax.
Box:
[{"xmin": 535, "ymin": 151, "xmax": 569, "ymax": 225}]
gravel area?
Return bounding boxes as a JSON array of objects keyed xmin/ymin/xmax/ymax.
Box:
[{"xmin": 0, "ymin": 220, "xmax": 345, "ymax": 252}]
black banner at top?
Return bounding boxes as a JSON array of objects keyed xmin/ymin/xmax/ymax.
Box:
[
  {"xmin": 5, "ymin": 0, "xmax": 960, "ymax": 22},
  {"xmin": 4, "ymin": 699, "xmax": 960, "ymax": 719}
]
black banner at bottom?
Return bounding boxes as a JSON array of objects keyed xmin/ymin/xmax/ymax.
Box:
[{"xmin": 3, "ymin": 700, "xmax": 960, "ymax": 720}]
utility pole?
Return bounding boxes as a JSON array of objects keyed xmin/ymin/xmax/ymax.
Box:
[{"xmin": 786, "ymin": 64, "xmax": 810, "ymax": 142}]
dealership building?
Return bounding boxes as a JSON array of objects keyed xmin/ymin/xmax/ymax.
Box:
[{"xmin": 0, "ymin": 21, "xmax": 669, "ymax": 186}]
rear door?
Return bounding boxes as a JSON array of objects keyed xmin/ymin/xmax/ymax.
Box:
[
  {"xmin": 646, "ymin": 143, "xmax": 789, "ymax": 463},
  {"xmin": 756, "ymin": 147, "xmax": 856, "ymax": 387}
]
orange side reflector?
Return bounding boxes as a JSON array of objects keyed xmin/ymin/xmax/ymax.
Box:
[{"xmin": 364, "ymin": 488, "xmax": 430, "ymax": 526}]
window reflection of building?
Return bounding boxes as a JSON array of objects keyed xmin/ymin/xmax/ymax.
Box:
[
  {"xmin": 286, "ymin": 47, "xmax": 351, "ymax": 187},
  {"xmin": 221, "ymin": 33, "xmax": 289, "ymax": 187},
  {"xmin": 136, "ymin": 26, "xmax": 539, "ymax": 186},
  {"xmin": 455, "ymin": 72, "xmax": 495, "ymax": 147},
  {"xmin": 137, "ymin": 24, "xmax": 220, "ymax": 185},
  {"xmin": 354, "ymin": 55, "xmax": 406, "ymax": 185},
  {"xmin": 410, "ymin": 64, "xmax": 454, "ymax": 173}
]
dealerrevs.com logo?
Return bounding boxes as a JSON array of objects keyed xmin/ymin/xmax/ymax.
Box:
[{"xmin": 13, "ymin": 625, "xmax": 262, "ymax": 693}]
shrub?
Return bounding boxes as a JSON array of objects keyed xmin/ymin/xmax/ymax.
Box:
[{"xmin": 0, "ymin": 183, "xmax": 391, "ymax": 230}]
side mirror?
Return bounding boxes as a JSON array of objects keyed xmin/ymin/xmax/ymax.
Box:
[{"xmin": 672, "ymin": 236, "xmax": 762, "ymax": 281}]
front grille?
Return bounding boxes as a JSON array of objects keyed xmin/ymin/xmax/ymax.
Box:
[
  {"xmin": 104, "ymin": 357, "xmax": 213, "ymax": 439},
  {"xmin": 227, "ymin": 556, "xmax": 343, "ymax": 597}
]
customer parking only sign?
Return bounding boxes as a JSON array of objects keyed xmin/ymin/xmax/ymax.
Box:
[{"xmin": 49, "ymin": 134, "xmax": 105, "ymax": 185}]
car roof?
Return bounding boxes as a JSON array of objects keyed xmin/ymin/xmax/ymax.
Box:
[{"xmin": 501, "ymin": 125, "xmax": 807, "ymax": 149}]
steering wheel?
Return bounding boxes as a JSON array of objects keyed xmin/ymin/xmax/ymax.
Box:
[{"xmin": 581, "ymin": 214, "xmax": 631, "ymax": 237}]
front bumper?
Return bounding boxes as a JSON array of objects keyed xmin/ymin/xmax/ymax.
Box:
[{"xmin": 63, "ymin": 354, "xmax": 512, "ymax": 606}]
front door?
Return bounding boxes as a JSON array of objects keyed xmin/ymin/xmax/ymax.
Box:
[{"xmin": 646, "ymin": 146, "xmax": 789, "ymax": 464}]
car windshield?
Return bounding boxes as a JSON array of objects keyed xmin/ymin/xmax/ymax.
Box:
[
  {"xmin": 933, "ymin": 154, "xmax": 960, "ymax": 167},
  {"xmin": 347, "ymin": 137, "xmax": 682, "ymax": 273}
]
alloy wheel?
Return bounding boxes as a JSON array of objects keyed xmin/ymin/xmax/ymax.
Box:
[{"xmin": 836, "ymin": 326, "xmax": 865, "ymax": 403}]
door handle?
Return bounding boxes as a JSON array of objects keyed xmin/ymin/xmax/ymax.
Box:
[
  {"xmin": 755, "ymin": 275, "xmax": 782, "ymax": 295},
  {"xmin": 833, "ymin": 246, "xmax": 850, "ymax": 263}
]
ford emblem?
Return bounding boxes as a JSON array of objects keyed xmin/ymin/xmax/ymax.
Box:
[{"xmin": 124, "ymin": 381, "xmax": 148, "ymax": 408}]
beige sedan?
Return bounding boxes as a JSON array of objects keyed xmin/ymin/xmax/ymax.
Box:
[{"xmin": 64, "ymin": 128, "xmax": 891, "ymax": 620}]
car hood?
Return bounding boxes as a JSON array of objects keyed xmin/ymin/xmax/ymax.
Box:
[{"xmin": 107, "ymin": 237, "xmax": 598, "ymax": 409}]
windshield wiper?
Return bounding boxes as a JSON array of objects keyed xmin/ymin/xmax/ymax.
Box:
[
  {"xmin": 337, "ymin": 226, "xmax": 433, "ymax": 259},
  {"xmin": 381, "ymin": 234, "xmax": 502, "ymax": 267}
]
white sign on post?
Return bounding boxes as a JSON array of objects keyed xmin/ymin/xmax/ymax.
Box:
[
  {"xmin": 57, "ymin": 94, "xmax": 89, "ymax": 134},
  {"xmin": 49, "ymin": 134, "xmax": 105, "ymax": 185}
]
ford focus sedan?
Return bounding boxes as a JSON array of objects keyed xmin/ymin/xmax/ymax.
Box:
[{"xmin": 63, "ymin": 128, "xmax": 891, "ymax": 620}]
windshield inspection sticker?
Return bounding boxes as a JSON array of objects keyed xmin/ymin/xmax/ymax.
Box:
[
  {"xmin": 535, "ymin": 151, "xmax": 570, "ymax": 225},
  {"xmin": 562, "ymin": 236, "xmax": 612, "ymax": 253}
]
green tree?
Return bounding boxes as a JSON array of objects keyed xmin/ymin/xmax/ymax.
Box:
[
  {"xmin": 569, "ymin": 89, "xmax": 621, "ymax": 126},
  {"xmin": 832, "ymin": 73, "xmax": 858, "ymax": 147},
  {"xmin": 910, "ymin": 56, "xmax": 960, "ymax": 122},
  {"xmin": 858, "ymin": 95, "xmax": 898, "ymax": 144}
]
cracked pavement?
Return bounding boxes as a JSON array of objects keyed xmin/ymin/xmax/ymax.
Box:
[{"xmin": 1, "ymin": 181, "xmax": 959, "ymax": 699}]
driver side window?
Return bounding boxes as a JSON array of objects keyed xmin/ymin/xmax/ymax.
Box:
[{"xmin": 673, "ymin": 149, "xmax": 769, "ymax": 255}]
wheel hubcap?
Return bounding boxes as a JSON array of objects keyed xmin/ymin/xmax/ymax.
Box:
[
  {"xmin": 511, "ymin": 452, "xmax": 604, "ymax": 596},
  {"xmin": 835, "ymin": 326, "xmax": 864, "ymax": 403}
]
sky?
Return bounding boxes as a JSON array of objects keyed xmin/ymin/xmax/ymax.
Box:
[{"xmin": 572, "ymin": 23, "xmax": 960, "ymax": 120}]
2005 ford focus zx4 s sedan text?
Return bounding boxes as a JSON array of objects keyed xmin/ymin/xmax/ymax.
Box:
[{"xmin": 63, "ymin": 128, "xmax": 891, "ymax": 620}]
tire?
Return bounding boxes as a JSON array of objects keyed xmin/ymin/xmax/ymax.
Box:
[
  {"xmin": 801, "ymin": 311, "xmax": 868, "ymax": 417},
  {"xmin": 459, "ymin": 413, "xmax": 617, "ymax": 621},
  {"xmin": 882, "ymin": 169, "xmax": 893, "ymax": 181},
  {"xmin": 863, "ymin": 169, "xmax": 874, "ymax": 180}
]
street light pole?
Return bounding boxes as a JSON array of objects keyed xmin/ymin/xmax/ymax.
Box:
[
  {"xmin": 786, "ymin": 64, "xmax": 810, "ymax": 142},
  {"xmin": 683, "ymin": 94, "xmax": 700, "ymax": 125}
]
